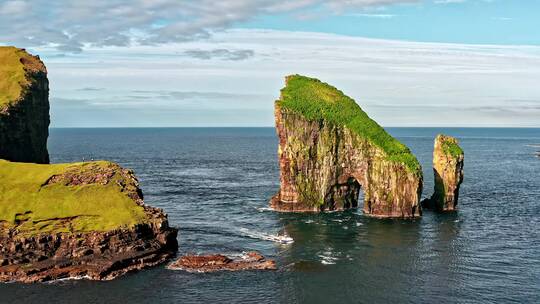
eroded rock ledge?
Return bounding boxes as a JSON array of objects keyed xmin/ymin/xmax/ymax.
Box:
[
  {"xmin": 0, "ymin": 47, "xmax": 49, "ymax": 164},
  {"xmin": 422, "ymin": 134, "xmax": 464, "ymax": 212},
  {"xmin": 168, "ymin": 252, "xmax": 276, "ymax": 272},
  {"xmin": 270, "ymin": 75, "xmax": 423, "ymax": 218},
  {"xmin": 0, "ymin": 160, "xmax": 178, "ymax": 283}
]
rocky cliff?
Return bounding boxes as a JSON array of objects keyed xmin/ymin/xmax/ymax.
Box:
[
  {"xmin": 0, "ymin": 160, "xmax": 178, "ymax": 282},
  {"xmin": 0, "ymin": 47, "xmax": 50, "ymax": 164},
  {"xmin": 270, "ymin": 75, "xmax": 423, "ymax": 218},
  {"xmin": 423, "ymin": 134, "xmax": 464, "ymax": 212}
]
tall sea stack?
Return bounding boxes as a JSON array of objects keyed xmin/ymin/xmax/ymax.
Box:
[
  {"xmin": 424, "ymin": 134, "xmax": 464, "ymax": 211},
  {"xmin": 270, "ymin": 75, "xmax": 423, "ymax": 218},
  {"xmin": 0, "ymin": 47, "xmax": 50, "ymax": 164}
]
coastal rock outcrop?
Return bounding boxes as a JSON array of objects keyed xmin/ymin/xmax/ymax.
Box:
[
  {"xmin": 0, "ymin": 47, "xmax": 178, "ymax": 282},
  {"xmin": 168, "ymin": 252, "xmax": 276, "ymax": 272},
  {"xmin": 422, "ymin": 134, "xmax": 464, "ymax": 211},
  {"xmin": 0, "ymin": 47, "xmax": 49, "ymax": 164},
  {"xmin": 0, "ymin": 160, "xmax": 178, "ymax": 282},
  {"xmin": 270, "ymin": 75, "xmax": 423, "ymax": 217}
]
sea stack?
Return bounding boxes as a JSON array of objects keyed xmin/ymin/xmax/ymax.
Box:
[
  {"xmin": 0, "ymin": 47, "xmax": 50, "ymax": 164},
  {"xmin": 270, "ymin": 75, "xmax": 423, "ymax": 218},
  {"xmin": 0, "ymin": 47, "xmax": 178, "ymax": 282},
  {"xmin": 424, "ymin": 134, "xmax": 464, "ymax": 211}
]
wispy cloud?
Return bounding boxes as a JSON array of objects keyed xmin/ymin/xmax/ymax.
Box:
[
  {"xmin": 349, "ymin": 13, "xmax": 397, "ymax": 18},
  {"xmin": 434, "ymin": 0, "xmax": 466, "ymax": 4},
  {"xmin": 492, "ymin": 17, "xmax": 513, "ymax": 21},
  {"xmin": 0, "ymin": 0, "xmax": 419, "ymax": 52},
  {"xmin": 42, "ymin": 29, "xmax": 540, "ymax": 127},
  {"xmin": 182, "ymin": 49, "xmax": 255, "ymax": 61}
]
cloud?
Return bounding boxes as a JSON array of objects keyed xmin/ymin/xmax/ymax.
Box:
[
  {"xmin": 182, "ymin": 49, "xmax": 255, "ymax": 60},
  {"xmin": 42, "ymin": 29, "xmax": 540, "ymax": 127},
  {"xmin": 434, "ymin": 0, "xmax": 466, "ymax": 4},
  {"xmin": 349, "ymin": 13, "xmax": 397, "ymax": 18},
  {"xmin": 77, "ymin": 87, "xmax": 105, "ymax": 92},
  {"xmin": 0, "ymin": 0, "xmax": 418, "ymax": 52}
]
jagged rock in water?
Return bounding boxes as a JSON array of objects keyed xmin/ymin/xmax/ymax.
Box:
[
  {"xmin": 422, "ymin": 134, "xmax": 464, "ymax": 212},
  {"xmin": 0, "ymin": 47, "xmax": 50, "ymax": 164},
  {"xmin": 168, "ymin": 251, "xmax": 276, "ymax": 272},
  {"xmin": 270, "ymin": 75, "xmax": 423, "ymax": 218},
  {"xmin": 0, "ymin": 160, "xmax": 178, "ymax": 282}
]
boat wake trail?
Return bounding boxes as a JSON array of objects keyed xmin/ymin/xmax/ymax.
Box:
[{"xmin": 238, "ymin": 228, "xmax": 294, "ymax": 244}]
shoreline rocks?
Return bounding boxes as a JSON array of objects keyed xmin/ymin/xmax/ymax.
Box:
[
  {"xmin": 168, "ymin": 252, "xmax": 276, "ymax": 272},
  {"xmin": 0, "ymin": 47, "xmax": 178, "ymax": 283},
  {"xmin": 0, "ymin": 160, "xmax": 178, "ymax": 283}
]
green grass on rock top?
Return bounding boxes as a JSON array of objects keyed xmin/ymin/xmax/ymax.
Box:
[
  {"xmin": 438, "ymin": 134, "xmax": 464, "ymax": 158},
  {"xmin": 0, "ymin": 160, "xmax": 149, "ymax": 236},
  {"xmin": 0, "ymin": 47, "xmax": 29, "ymax": 107},
  {"xmin": 277, "ymin": 75, "xmax": 422, "ymax": 175}
]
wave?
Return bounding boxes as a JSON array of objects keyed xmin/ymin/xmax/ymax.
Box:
[{"xmin": 238, "ymin": 228, "xmax": 294, "ymax": 244}]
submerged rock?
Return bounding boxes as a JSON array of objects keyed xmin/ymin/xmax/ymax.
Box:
[
  {"xmin": 0, "ymin": 47, "xmax": 49, "ymax": 164},
  {"xmin": 422, "ymin": 134, "xmax": 464, "ymax": 211},
  {"xmin": 270, "ymin": 75, "xmax": 423, "ymax": 218},
  {"xmin": 168, "ymin": 251, "xmax": 276, "ymax": 272},
  {"xmin": 0, "ymin": 160, "xmax": 178, "ymax": 282}
]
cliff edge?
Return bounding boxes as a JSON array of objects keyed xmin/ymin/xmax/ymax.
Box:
[
  {"xmin": 0, "ymin": 47, "xmax": 177, "ymax": 282},
  {"xmin": 0, "ymin": 160, "xmax": 178, "ymax": 282},
  {"xmin": 0, "ymin": 47, "xmax": 50, "ymax": 164},
  {"xmin": 270, "ymin": 75, "xmax": 423, "ymax": 218}
]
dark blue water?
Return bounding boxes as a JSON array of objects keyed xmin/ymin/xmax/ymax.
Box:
[{"xmin": 1, "ymin": 128, "xmax": 539, "ymax": 303}]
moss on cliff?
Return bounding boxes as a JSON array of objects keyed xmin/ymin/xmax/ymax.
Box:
[
  {"xmin": 277, "ymin": 74, "xmax": 421, "ymax": 175},
  {"xmin": 0, "ymin": 47, "xmax": 45, "ymax": 108},
  {"xmin": 0, "ymin": 160, "xmax": 149, "ymax": 235},
  {"xmin": 439, "ymin": 135, "xmax": 464, "ymax": 158}
]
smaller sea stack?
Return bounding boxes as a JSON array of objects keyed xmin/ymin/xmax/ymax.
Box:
[{"xmin": 424, "ymin": 134, "xmax": 464, "ymax": 211}]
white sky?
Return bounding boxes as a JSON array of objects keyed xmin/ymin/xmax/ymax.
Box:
[{"xmin": 38, "ymin": 29, "xmax": 540, "ymax": 127}]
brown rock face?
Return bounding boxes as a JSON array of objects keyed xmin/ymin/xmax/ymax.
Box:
[
  {"xmin": 270, "ymin": 104, "xmax": 422, "ymax": 218},
  {"xmin": 0, "ymin": 162, "xmax": 178, "ymax": 283},
  {"xmin": 168, "ymin": 252, "xmax": 276, "ymax": 272},
  {"xmin": 0, "ymin": 220, "xmax": 178, "ymax": 283},
  {"xmin": 423, "ymin": 134, "xmax": 464, "ymax": 211},
  {"xmin": 0, "ymin": 48, "xmax": 50, "ymax": 164}
]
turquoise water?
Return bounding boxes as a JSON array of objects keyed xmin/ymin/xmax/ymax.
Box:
[{"xmin": 1, "ymin": 128, "xmax": 538, "ymax": 303}]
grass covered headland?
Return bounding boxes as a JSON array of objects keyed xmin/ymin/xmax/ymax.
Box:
[
  {"xmin": 0, "ymin": 46, "xmax": 45, "ymax": 108},
  {"xmin": 277, "ymin": 75, "xmax": 421, "ymax": 174},
  {"xmin": 0, "ymin": 160, "xmax": 149, "ymax": 236}
]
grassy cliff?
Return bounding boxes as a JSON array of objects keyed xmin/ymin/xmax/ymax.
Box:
[
  {"xmin": 277, "ymin": 75, "xmax": 421, "ymax": 175},
  {"xmin": 0, "ymin": 46, "xmax": 45, "ymax": 108},
  {"xmin": 439, "ymin": 135, "xmax": 464, "ymax": 158},
  {"xmin": 0, "ymin": 160, "xmax": 149, "ymax": 235}
]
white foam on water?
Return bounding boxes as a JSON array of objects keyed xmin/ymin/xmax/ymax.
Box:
[
  {"xmin": 239, "ymin": 227, "xmax": 294, "ymax": 244},
  {"xmin": 45, "ymin": 275, "xmax": 92, "ymax": 284}
]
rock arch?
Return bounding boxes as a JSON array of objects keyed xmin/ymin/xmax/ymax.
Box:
[{"xmin": 270, "ymin": 75, "xmax": 423, "ymax": 218}]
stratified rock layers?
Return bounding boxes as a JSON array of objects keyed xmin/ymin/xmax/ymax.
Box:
[
  {"xmin": 0, "ymin": 47, "xmax": 50, "ymax": 164},
  {"xmin": 426, "ymin": 134, "xmax": 464, "ymax": 211},
  {"xmin": 270, "ymin": 75, "xmax": 422, "ymax": 217},
  {"xmin": 0, "ymin": 160, "xmax": 178, "ymax": 283}
]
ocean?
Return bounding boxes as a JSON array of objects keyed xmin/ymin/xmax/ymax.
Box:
[{"xmin": 1, "ymin": 127, "xmax": 538, "ymax": 303}]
